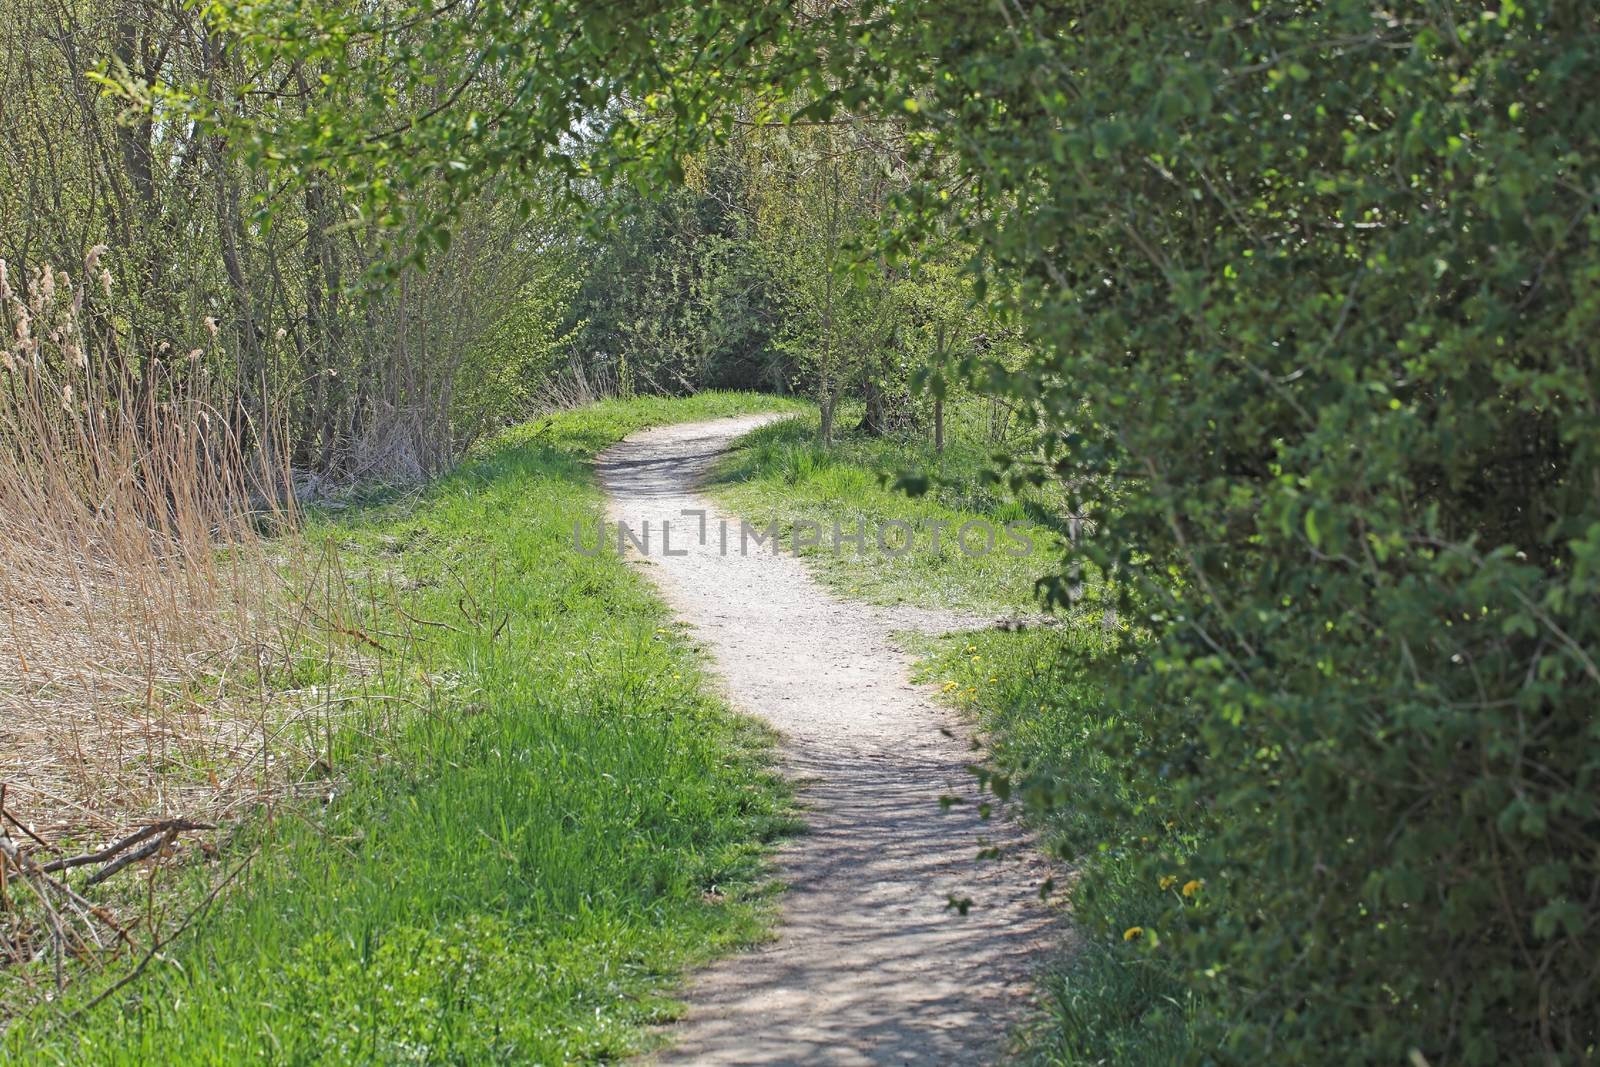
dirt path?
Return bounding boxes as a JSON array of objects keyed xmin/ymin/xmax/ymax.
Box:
[{"xmin": 598, "ymin": 415, "xmax": 1059, "ymax": 1066}]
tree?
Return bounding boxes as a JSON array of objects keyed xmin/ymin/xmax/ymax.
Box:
[
  {"xmin": 748, "ymin": 121, "xmax": 897, "ymax": 443},
  {"xmin": 897, "ymin": 257, "xmax": 985, "ymax": 453}
]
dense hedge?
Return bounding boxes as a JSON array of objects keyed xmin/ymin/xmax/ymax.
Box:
[{"xmin": 885, "ymin": 1, "xmax": 1599, "ymax": 1060}]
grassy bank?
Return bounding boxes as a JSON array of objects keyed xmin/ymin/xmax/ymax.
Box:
[
  {"xmin": 706, "ymin": 407, "xmax": 1062, "ymax": 616},
  {"xmin": 6, "ymin": 394, "xmax": 802, "ymax": 1065},
  {"xmin": 707, "ymin": 403, "xmax": 1194, "ymax": 1063}
]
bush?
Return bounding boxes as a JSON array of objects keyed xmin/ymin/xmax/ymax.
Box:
[{"xmin": 904, "ymin": 1, "xmax": 1600, "ymax": 1060}]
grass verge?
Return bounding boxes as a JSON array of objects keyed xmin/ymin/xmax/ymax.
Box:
[
  {"xmin": 3, "ymin": 393, "xmax": 803, "ymax": 1065},
  {"xmin": 706, "ymin": 402, "xmax": 1196, "ymax": 1064},
  {"xmin": 909, "ymin": 628, "xmax": 1194, "ymax": 1064},
  {"xmin": 705, "ymin": 406, "xmax": 1061, "ymax": 616}
]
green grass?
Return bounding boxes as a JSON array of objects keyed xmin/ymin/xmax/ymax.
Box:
[
  {"xmin": 707, "ymin": 400, "xmax": 1195, "ymax": 1064},
  {"xmin": 909, "ymin": 628, "xmax": 1195, "ymax": 1065},
  {"xmin": 705, "ymin": 405, "xmax": 1063, "ymax": 615},
  {"xmin": 5, "ymin": 392, "xmax": 804, "ymax": 1065}
]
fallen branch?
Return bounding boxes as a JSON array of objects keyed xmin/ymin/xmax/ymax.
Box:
[
  {"xmin": 1, "ymin": 843, "xmax": 124, "ymax": 996},
  {"xmin": 397, "ymin": 606, "xmax": 467, "ymax": 633},
  {"xmin": 2, "ymin": 808, "xmax": 57, "ymax": 855},
  {"xmin": 83, "ymin": 827, "xmax": 179, "ymax": 888},
  {"xmin": 0, "ymin": 833, "xmax": 134, "ymax": 948},
  {"xmin": 42, "ymin": 819, "xmax": 214, "ymax": 877}
]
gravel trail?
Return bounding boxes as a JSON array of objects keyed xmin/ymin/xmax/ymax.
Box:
[{"xmin": 598, "ymin": 415, "xmax": 1058, "ymax": 1066}]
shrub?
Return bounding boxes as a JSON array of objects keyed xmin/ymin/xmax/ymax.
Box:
[{"xmin": 901, "ymin": 1, "xmax": 1600, "ymax": 1060}]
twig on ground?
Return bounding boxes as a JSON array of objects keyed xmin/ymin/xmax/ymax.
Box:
[
  {"xmin": 83, "ymin": 827, "xmax": 181, "ymax": 888},
  {"xmin": 42, "ymin": 819, "xmax": 214, "ymax": 877}
]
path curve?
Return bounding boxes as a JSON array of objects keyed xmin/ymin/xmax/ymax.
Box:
[{"xmin": 599, "ymin": 415, "xmax": 1059, "ymax": 1066}]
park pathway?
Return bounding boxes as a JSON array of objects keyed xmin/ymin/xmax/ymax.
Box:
[{"xmin": 598, "ymin": 414, "xmax": 1058, "ymax": 1066}]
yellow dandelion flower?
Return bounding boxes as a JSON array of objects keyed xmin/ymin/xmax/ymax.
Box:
[
  {"xmin": 1182, "ymin": 879, "xmax": 1204, "ymax": 898},
  {"xmin": 1158, "ymin": 875, "xmax": 1177, "ymax": 891},
  {"xmin": 941, "ymin": 680, "xmax": 959, "ymax": 692},
  {"xmin": 1122, "ymin": 926, "xmax": 1143, "ymax": 942}
]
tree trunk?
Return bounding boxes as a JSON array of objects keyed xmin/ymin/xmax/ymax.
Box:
[
  {"xmin": 931, "ymin": 322, "xmax": 948, "ymax": 454},
  {"xmin": 857, "ymin": 376, "xmax": 886, "ymax": 436}
]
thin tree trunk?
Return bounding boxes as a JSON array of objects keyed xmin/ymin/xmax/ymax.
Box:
[{"xmin": 819, "ymin": 153, "xmax": 839, "ymax": 447}]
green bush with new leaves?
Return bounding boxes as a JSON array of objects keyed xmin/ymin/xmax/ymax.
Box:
[{"xmin": 886, "ymin": 1, "xmax": 1598, "ymax": 1061}]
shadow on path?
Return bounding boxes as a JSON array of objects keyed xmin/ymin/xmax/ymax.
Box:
[{"xmin": 600, "ymin": 415, "xmax": 1065, "ymax": 1066}]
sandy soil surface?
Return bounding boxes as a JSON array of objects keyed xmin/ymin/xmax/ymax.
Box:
[{"xmin": 598, "ymin": 415, "xmax": 1061, "ymax": 1066}]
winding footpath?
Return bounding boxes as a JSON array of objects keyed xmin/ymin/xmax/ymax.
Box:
[{"xmin": 598, "ymin": 415, "xmax": 1059, "ymax": 1066}]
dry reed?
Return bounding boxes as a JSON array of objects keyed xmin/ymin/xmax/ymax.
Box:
[{"xmin": 0, "ymin": 249, "xmax": 301, "ymax": 845}]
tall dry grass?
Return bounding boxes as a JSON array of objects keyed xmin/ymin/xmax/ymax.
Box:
[{"xmin": 0, "ymin": 249, "xmax": 298, "ymax": 844}]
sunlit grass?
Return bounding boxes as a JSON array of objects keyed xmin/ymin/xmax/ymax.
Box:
[
  {"xmin": 706, "ymin": 405, "xmax": 1063, "ymax": 615},
  {"xmin": 4, "ymin": 392, "xmax": 803, "ymax": 1064}
]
